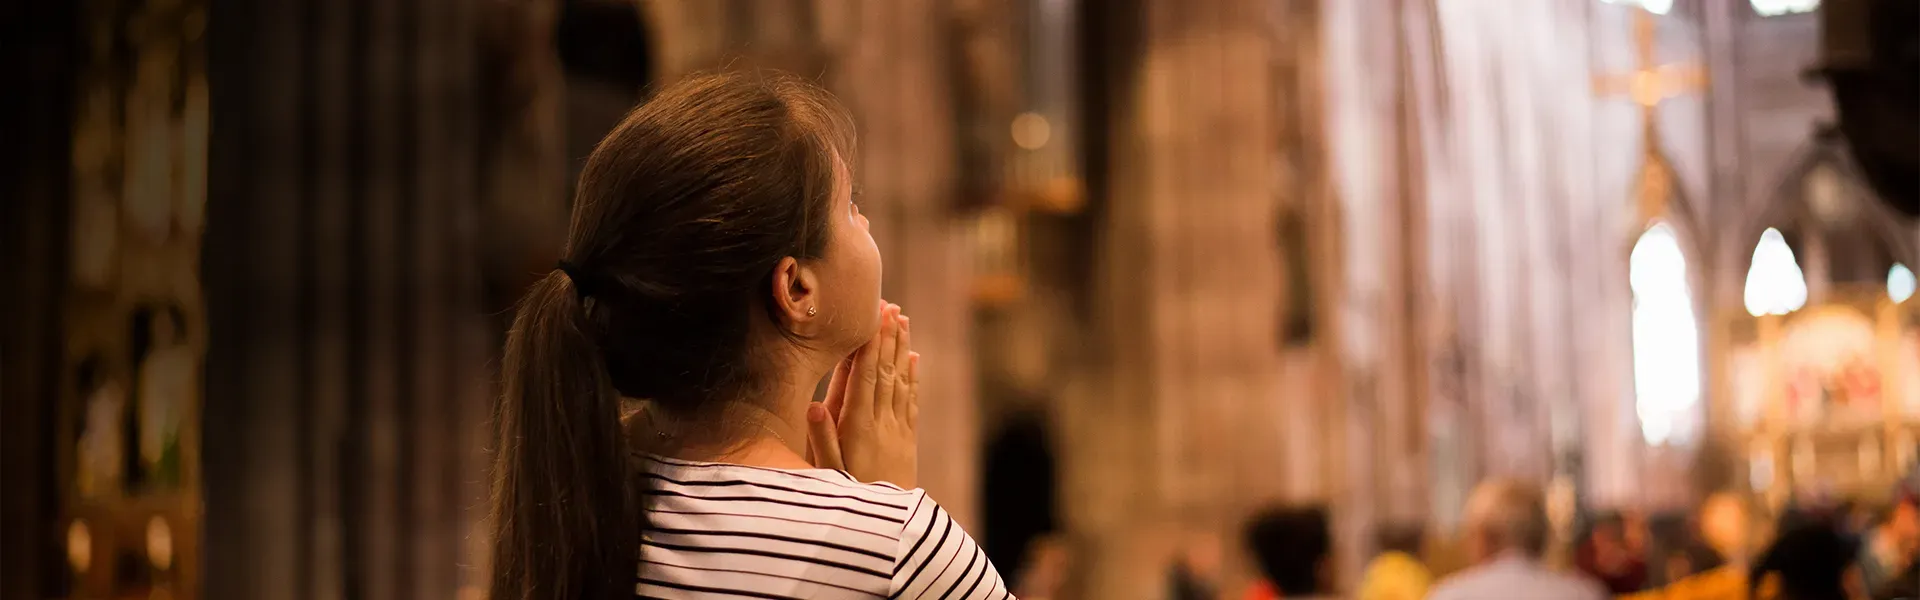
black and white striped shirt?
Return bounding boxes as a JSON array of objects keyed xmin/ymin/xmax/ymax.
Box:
[{"xmin": 637, "ymin": 455, "xmax": 1014, "ymax": 599}]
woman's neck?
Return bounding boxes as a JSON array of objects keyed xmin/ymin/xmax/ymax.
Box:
[
  {"xmin": 710, "ymin": 395, "xmax": 813, "ymax": 469},
  {"xmin": 635, "ymin": 368, "xmax": 823, "ymax": 470}
]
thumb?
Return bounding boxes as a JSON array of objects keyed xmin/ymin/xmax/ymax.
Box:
[{"xmin": 806, "ymin": 403, "xmax": 845, "ymax": 471}]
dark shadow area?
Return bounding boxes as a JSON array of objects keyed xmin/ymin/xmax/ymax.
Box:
[{"xmin": 981, "ymin": 409, "xmax": 1059, "ymax": 588}]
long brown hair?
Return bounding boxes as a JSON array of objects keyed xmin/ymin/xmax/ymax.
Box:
[{"xmin": 487, "ymin": 71, "xmax": 855, "ymax": 600}]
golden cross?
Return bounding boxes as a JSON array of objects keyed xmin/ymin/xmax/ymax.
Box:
[
  {"xmin": 1592, "ymin": 7, "xmax": 1707, "ymax": 221},
  {"xmin": 1592, "ymin": 8, "xmax": 1709, "ymax": 138}
]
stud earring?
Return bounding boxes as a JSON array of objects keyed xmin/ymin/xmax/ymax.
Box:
[{"xmin": 807, "ymin": 306, "xmax": 817, "ymax": 317}]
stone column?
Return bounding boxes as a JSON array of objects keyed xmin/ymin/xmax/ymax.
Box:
[
  {"xmin": 1065, "ymin": 0, "xmax": 1282, "ymax": 595},
  {"xmin": 1698, "ymin": 0, "xmax": 1754, "ymax": 498},
  {"xmin": 476, "ymin": 0, "xmax": 568, "ymax": 318},
  {"xmin": 0, "ymin": 3, "xmax": 79, "ymax": 597},
  {"xmin": 203, "ymin": 0, "xmax": 493, "ymax": 596},
  {"xmin": 825, "ymin": 0, "xmax": 981, "ymax": 528}
]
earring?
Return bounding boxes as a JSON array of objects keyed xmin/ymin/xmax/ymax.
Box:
[{"xmin": 807, "ymin": 306, "xmax": 817, "ymax": 316}]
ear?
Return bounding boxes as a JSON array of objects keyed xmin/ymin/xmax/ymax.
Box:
[{"xmin": 769, "ymin": 256, "xmax": 819, "ymax": 328}]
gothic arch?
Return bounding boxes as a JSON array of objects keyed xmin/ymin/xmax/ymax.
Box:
[
  {"xmin": 1617, "ymin": 155, "xmax": 1713, "ymax": 456},
  {"xmin": 1611, "ymin": 159, "xmax": 1709, "ymax": 276},
  {"xmin": 1734, "ymin": 134, "xmax": 1920, "ymax": 279},
  {"xmin": 1621, "ymin": 168, "xmax": 1714, "ymax": 315}
]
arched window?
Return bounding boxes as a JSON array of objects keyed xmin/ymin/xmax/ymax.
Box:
[
  {"xmin": 1891, "ymin": 263, "xmax": 1916, "ymax": 304},
  {"xmin": 1744, "ymin": 228, "xmax": 1809, "ymax": 316},
  {"xmin": 1750, "ymin": 0, "xmax": 1818, "ymax": 17},
  {"xmin": 1630, "ymin": 222, "xmax": 1702, "ymax": 446},
  {"xmin": 1600, "ymin": 0, "xmax": 1674, "ymax": 15}
]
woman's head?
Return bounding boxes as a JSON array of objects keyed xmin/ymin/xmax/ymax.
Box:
[
  {"xmin": 1245, "ymin": 506, "xmax": 1333, "ymax": 596},
  {"xmin": 567, "ymin": 71, "xmax": 879, "ymax": 407},
  {"xmin": 1698, "ymin": 492, "xmax": 1749, "ymax": 556},
  {"xmin": 1462, "ymin": 479, "xmax": 1549, "ymax": 562},
  {"xmin": 489, "ymin": 71, "xmax": 874, "ymax": 600},
  {"xmin": 1766, "ymin": 523, "xmax": 1858, "ymax": 600}
]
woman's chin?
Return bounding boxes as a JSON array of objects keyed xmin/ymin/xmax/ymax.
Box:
[{"xmin": 819, "ymin": 330, "xmax": 870, "ymax": 361}]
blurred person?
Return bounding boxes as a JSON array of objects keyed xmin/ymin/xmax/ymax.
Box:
[
  {"xmin": 1645, "ymin": 511, "xmax": 1725, "ymax": 588},
  {"xmin": 1625, "ymin": 510, "xmax": 1651, "ymax": 555},
  {"xmin": 1838, "ymin": 499, "xmax": 1878, "ymax": 546},
  {"xmin": 1242, "ymin": 506, "xmax": 1335, "ymax": 600},
  {"xmin": 1697, "ymin": 493, "xmax": 1752, "ymax": 567},
  {"xmin": 1624, "ymin": 510, "xmax": 1653, "ymax": 586},
  {"xmin": 486, "ymin": 71, "xmax": 1010, "ymax": 600},
  {"xmin": 1860, "ymin": 494, "xmax": 1919, "ymax": 596},
  {"xmin": 1546, "ymin": 475, "xmax": 1581, "ymax": 569},
  {"xmin": 1016, "ymin": 535, "xmax": 1074, "ymax": 600},
  {"xmin": 1169, "ymin": 530, "xmax": 1224, "ymax": 600},
  {"xmin": 1428, "ymin": 480, "xmax": 1608, "ymax": 600},
  {"xmin": 1619, "ymin": 503, "xmax": 1744, "ymax": 600},
  {"xmin": 1870, "ymin": 558, "xmax": 1916, "ymax": 600},
  {"xmin": 1356, "ymin": 522, "xmax": 1431, "ymax": 600},
  {"xmin": 1575, "ymin": 511, "xmax": 1648, "ymax": 594},
  {"xmin": 1750, "ymin": 515, "xmax": 1865, "ymax": 600}
]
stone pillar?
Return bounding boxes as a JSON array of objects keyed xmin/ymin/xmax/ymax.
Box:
[
  {"xmin": 0, "ymin": 3, "xmax": 79, "ymax": 597},
  {"xmin": 826, "ymin": 0, "xmax": 981, "ymax": 528},
  {"xmin": 203, "ymin": 0, "xmax": 493, "ymax": 596},
  {"xmin": 1265, "ymin": 0, "xmax": 1340, "ymax": 510},
  {"xmin": 1698, "ymin": 0, "xmax": 1754, "ymax": 498},
  {"xmin": 1065, "ymin": 0, "xmax": 1281, "ymax": 595},
  {"xmin": 476, "ymin": 0, "xmax": 568, "ymax": 318}
]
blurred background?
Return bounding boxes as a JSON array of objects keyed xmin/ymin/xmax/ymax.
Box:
[{"xmin": 2, "ymin": 0, "xmax": 1917, "ymax": 598}]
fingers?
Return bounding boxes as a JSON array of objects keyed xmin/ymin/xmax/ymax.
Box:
[
  {"xmin": 807, "ymin": 403, "xmax": 845, "ymax": 470},
  {"xmin": 892, "ymin": 315, "xmax": 913, "ymax": 422},
  {"xmin": 823, "ymin": 357, "xmax": 852, "ymax": 422},
  {"xmin": 845, "ymin": 309, "xmax": 885, "ymax": 424},
  {"xmin": 872, "ymin": 304, "xmax": 901, "ymax": 420},
  {"xmin": 906, "ymin": 352, "xmax": 920, "ymax": 429}
]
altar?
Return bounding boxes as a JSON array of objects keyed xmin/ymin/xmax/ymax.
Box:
[{"xmin": 1728, "ymin": 286, "xmax": 1920, "ymax": 513}]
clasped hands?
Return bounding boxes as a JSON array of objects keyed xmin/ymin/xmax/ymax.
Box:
[{"xmin": 807, "ymin": 302, "xmax": 919, "ymax": 490}]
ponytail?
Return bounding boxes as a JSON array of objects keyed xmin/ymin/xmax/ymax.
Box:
[{"xmin": 488, "ymin": 271, "xmax": 640, "ymax": 600}]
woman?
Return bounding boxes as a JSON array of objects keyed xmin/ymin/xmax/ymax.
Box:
[{"xmin": 488, "ymin": 72, "xmax": 1011, "ymax": 599}]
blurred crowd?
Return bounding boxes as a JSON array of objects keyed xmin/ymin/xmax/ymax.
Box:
[{"xmin": 1005, "ymin": 478, "xmax": 1919, "ymax": 600}]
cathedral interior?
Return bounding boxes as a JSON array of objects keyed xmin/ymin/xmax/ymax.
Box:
[{"xmin": 3, "ymin": 0, "xmax": 1917, "ymax": 598}]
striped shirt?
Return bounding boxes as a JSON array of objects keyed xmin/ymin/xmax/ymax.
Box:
[{"xmin": 637, "ymin": 455, "xmax": 1014, "ymax": 599}]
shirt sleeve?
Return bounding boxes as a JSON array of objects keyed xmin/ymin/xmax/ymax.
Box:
[{"xmin": 890, "ymin": 490, "xmax": 1014, "ymax": 599}]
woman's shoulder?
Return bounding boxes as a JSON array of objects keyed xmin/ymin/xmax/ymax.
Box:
[
  {"xmin": 637, "ymin": 453, "xmax": 921, "ymax": 523},
  {"xmin": 886, "ymin": 490, "xmax": 1013, "ymax": 598}
]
